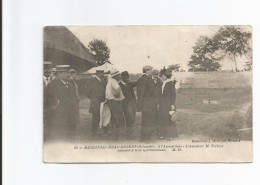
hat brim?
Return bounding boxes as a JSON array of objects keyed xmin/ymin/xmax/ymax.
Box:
[
  {"xmin": 111, "ymin": 73, "xmax": 120, "ymax": 78},
  {"xmin": 56, "ymin": 70, "xmax": 70, "ymax": 72}
]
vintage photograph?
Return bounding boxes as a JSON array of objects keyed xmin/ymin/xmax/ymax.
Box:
[{"xmin": 43, "ymin": 26, "xmax": 252, "ymax": 162}]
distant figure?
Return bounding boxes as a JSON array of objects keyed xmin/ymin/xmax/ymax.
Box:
[
  {"xmin": 106, "ymin": 69, "xmax": 126, "ymax": 140},
  {"xmin": 158, "ymin": 69, "xmax": 178, "ymax": 140},
  {"xmin": 86, "ymin": 70, "xmax": 106, "ymax": 135},
  {"xmin": 119, "ymin": 71, "xmax": 137, "ymax": 139},
  {"xmin": 43, "ymin": 61, "xmax": 52, "ymax": 89},
  {"xmin": 70, "ymin": 69, "xmax": 81, "ymax": 126}
]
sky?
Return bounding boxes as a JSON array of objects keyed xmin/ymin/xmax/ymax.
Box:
[{"xmin": 67, "ymin": 26, "xmax": 251, "ymax": 73}]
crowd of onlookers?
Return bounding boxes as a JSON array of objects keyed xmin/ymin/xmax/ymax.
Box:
[{"xmin": 44, "ymin": 61, "xmax": 178, "ymax": 142}]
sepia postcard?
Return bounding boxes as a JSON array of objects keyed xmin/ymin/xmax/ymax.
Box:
[{"xmin": 43, "ymin": 25, "xmax": 252, "ymax": 163}]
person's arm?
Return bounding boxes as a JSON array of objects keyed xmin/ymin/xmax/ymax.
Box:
[
  {"xmin": 46, "ymin": 82, "xmax": 59, "ymax": 109},
  {"xmin": 85, "ymin": 80, "xmax": 92, "ymax": 99}
]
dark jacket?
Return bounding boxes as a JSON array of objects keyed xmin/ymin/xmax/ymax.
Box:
[
  {"xmin": 142, "ymin": 77, "xmax": 162, "ymax": 113},
  {"xmin": 136, "ymin": 74, "xmax": 149, "ymax": 112},
  {"xmin": 86, "ymin": 77, "xmax": 106, "ymax": 114},
  {"xmin": 46, "ymin": 79, "xmax": 78, "ymax": 126},
  {"xmin": 159, "ymin": 81, "xmax": 176, "ymax": 117},
  {"xmin": 119, "ymin": 81, "xmax": 136, "ymax": 103},
  {"xmin": 152, "ymin": 77, "xmax": 163, "ymax": 106}
]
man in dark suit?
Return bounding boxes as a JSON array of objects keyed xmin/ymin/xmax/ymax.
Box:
[
  {"xmin": 136, "ymin": 65, "xmax": 153, "ymax": 112},
  {"xmin": 151, "ymin": 69, "xmax": 163, "ymax": 136},
  {"xmin": 119, "ymin": 71, "xmax": 137, "ymax": 139},
  {"xmin": 137, "ymin": 65, "xmax": 161, "ymax": 141},
  {"xmin": 43, "ymin": 61, "xmax": 52, "ymax": 141},
  {"xmin": 70, "ymin": 69, "xmax": 81, "ymax": 127},
  {"xmin": 45, "ymin": 65, "xmax": 78, "ymax": 140},
  {"xmin": 86, "ymin": 70, "xmax": 106, "ymax": 135}
]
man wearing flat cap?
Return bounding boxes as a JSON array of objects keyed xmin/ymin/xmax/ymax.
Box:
[
  {"xmin": 45, "ymin": 65, "xmax": 78, "ymax": 140},
  {"xmin": 136, "ymin": 65, "xmax": 153, "ymax": 112},
  {"xmin": 86, "ymin": 70, "xmax": 106, "ymax": 135},
  {"xmin": 137, "ymin": 65, "xmax": 161, "ymax": 141}
]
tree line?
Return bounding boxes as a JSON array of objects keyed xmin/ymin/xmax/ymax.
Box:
[
  {"xmin": 188, "ymin": 26, "xmax": 252, "ymax": 72},
  {"xmin": 87, "ymin": 26, "xmax": 252, "ymax": 72}
]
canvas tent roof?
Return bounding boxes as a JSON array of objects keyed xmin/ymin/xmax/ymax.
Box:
[
  {"xmin": 44, "ymin": 26, "xmax": 97, "ymax": 73},
  {"xmin": 81, "ymin": 63, "xmax": 114, "ymax": 74}
]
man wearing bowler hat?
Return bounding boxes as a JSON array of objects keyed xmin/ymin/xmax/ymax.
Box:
[
  {"xmin": 86, "ymin": 70, "xmax": 106, "ymax": 135},
  {"xmin": 45, "ymin": 65, "xmax": 78, "ymax": 140}
]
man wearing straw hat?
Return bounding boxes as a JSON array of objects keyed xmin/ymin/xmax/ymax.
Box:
[
  {"xmin": 106, "ymin": 69, "xmax": 126, "ymax": 140},
  {"xmin": 45, "ymin": 65, "xmax": 78, "ymax": 140},
  {"xmin": 86, "ymin": 70, "xmax": 106, "ymax": 136}
]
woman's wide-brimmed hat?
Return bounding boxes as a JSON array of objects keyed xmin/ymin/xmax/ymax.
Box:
[{"xmin": 160, "ymin": 68, "xmax": 172, "ymax": 77}]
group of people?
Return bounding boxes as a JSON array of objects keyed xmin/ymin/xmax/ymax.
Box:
[
  {"xmin": 136, "ymin": 65, "xmax": 178, "ymax": 141},
  {"xmin": 43, "ymin": 61, "xmax": 178, "ymax": 142},
  {"xmin": 86, "ymin": 69, "xmax": 137, "ymax": 140},
  {"xmin": 44, "ymin": 63, "xmax": 80, "ymax": 141}
]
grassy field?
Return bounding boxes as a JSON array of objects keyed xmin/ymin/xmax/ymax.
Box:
[
  {"xmin": 175, "ymin": 88, "xmax": 252, "ymax": 140},
  {"xmin": 74, "ymin": 88, "xmax": 252, "ymax": 142}
]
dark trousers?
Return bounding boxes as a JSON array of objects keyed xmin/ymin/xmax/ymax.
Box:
[
  {"xmin": 141, "ymin": 111, "xmax": 156, "ymax": 141},
  {"xmin": 158, "ymin": 111, "xmax": 178, "ymax": 139},
  {"xmin": 91, "ymin": 111, "xmax": 100, "ymax": 134},
  {"xmin": 108, "ymin": 100, "xmax": 126, "ymax": 140},
  {"xmin": 122, "ymin": 99, "xmax": 136, "ymax": 139},
  {"xmin": 75, "ymin": 102, "xmax": 80, "ymax": 126}
]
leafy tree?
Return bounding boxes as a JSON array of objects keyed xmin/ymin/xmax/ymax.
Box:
[
  {"xmin": 88, "ymin": 39, "xmax": 111, "ymax": 66},
  {"xmin": 244, "ymin": 61, "xmax": 252, "ymax": 71},
  {"xmin": 213, "ymin": 26, "xmax": 252, "ymax": 71},
  {"xmin": 188, "ymin": 36, "xmax": 221, "ymax": 72},
  {"xmin": 188, "ymin": 26, "xmax": 252, "ymax": 72},
  {"xmin": 168, "ymin": 64, "xmax": 181, "ymax": 72}
]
